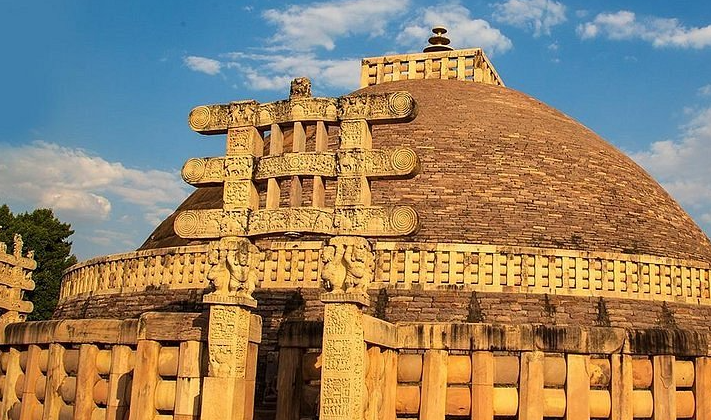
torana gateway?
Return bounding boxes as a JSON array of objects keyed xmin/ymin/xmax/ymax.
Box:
[{"xmin": 2, "ymin": 28, "xmax": 711, "ymax": 420}]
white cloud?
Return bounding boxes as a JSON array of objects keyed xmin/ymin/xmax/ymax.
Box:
[
  {"xmin": 699, "ymin": 84, "xmax": 711, "ymax": 97},
  {"xmin": 183, "ymin": 56, "xmax": 222, "ymax": 75},
  {"xmin": 397, "ymin": 3, "xmax": 512, "ymax": 55},
  {"xmin": 263, "ymin": 0, "xmax": 409, "ymax": 51},
  {"xmin": 492, "ymin": 0, "xmax": 566, "ymax": 37},
  {"xmin": 578, "ymin": 10, "xmax": 711, "ymax": 49},
  {"xmin": 87, "ymin": 229, "xmax": 138, "ymax": 249},
  {"xmin": 630, "ymin": 107, "xmax": 711, "ymax": 233},
  {"xmin": 0, "ymin": 141, "xmax": 189, "ymax": 224},
  {"xmin": 223, "ymin": 52, "xmax": 361, "ymax": 92},
  {"xmin": 185, "ymin": 1, "xmax": 513, "ymax": 92}
]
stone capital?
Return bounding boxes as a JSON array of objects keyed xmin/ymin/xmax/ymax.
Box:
[
  {"xmin": 202, "ymin": 293, "xmax": 257, "ymax": 308},
  {"xmin": 320, "ymin": 291, "xmax": 370, "ymax": 307}
]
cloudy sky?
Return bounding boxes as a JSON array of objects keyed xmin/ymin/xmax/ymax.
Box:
[{"xmin": 1, "ymin": 0, "xmax": 710, "ymax": 260}]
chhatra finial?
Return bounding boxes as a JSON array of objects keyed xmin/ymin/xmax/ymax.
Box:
[{"xmin": 423, "ymin": 26, "xmax": 454, "ymax": 53}]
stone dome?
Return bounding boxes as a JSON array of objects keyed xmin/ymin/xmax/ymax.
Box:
[{"xmin": 141, "ymin": 78, "xmax": 711, "ymax": 263}]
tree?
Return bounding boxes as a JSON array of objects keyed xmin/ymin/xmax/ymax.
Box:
[{"xmin": 0, "ymin": 205, "xmax": 77, "ymax": 320}]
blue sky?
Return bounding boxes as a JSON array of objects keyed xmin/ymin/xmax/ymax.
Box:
[{"xmin": 1, "ymin": 0, "xmax": 710, "ymax": 260}]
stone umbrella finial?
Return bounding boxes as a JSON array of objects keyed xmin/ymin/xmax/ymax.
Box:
[{"xmin": 423, "ymin": 26, "xmax": 454, "ymax": 52}]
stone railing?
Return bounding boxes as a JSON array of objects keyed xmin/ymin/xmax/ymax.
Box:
[
  {"xmin": 59, "ymin": 245, "xmax": 212, "ymax": 300},
  {"xmin": 373, "ymin": 242, "xmax": 711, "ymax": 304},
  {"xmin": 0, "ymin": 312, "xmax": 261, "ymax": 419},
  {"xmin": 392, "ymin": 323, "xmax": 705, "ymax": 420},
  {"xmin": 58, "ymin": 242, "xmax": 325, "ymax": 301},
  {"xmin": 59, "ymin": 241, "xmax": 711, "ymax": 306},
  {"xmin": 360, "ymin": 48, "xmax": 505, "ymax": 88},
  {"xmin": 274, "ymin": 319, "xmax": 709, "ymax": 420}
]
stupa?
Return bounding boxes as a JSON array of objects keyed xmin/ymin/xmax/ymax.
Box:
[{"xmin": 2, "ymin": 27, "xmax": 711, "ymax": 420}]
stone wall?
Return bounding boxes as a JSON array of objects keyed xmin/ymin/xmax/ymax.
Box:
[{"xmin": 54, "ymin": 286, "xmax": 711, "ymax": 335}]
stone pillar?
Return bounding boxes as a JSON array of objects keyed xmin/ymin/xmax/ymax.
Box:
[
  {"xmin": 696, "ymin": 357, "xmax": 711, "ymax": 420},
  {"xmin": 319, "ymin": 292, "xmax": 369, "ymax": 420},
  {"xmin": 200, "ymin": 294, "xmax": 258, "ymax": 420},
  {"xmin": 519, "ymin": 351, "xmax": 544, "ymax": 420}
]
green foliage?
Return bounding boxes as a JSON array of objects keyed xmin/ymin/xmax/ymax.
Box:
[{"xmin": 0, "ymin": 204, "xmax": 77, "ymax": 320}]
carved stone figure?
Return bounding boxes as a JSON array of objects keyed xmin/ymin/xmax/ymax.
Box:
[
  {"xmin": 206, "ymin": 255, "xmax": 230, "ymax": 295},
  {"xmin": 290, "ymin": 77, "xmax": 312, "ymax": 99},
  {"xmin": 343, "ymin": 242, "xmax": 374, "ymax": 293},
  {"xmin": 229, "ymin": 100, "xmax": 258, "ymax": 127},
  {"xmin": 13, "ymin": 234, "xmax": 23, "ymax": 258},
  {"xmin": 206, "ymin": 238, "xmax": 259, "ymax": 299},
  {"xmin": 321, "ymin": 237, "xmax": 374, "ymax": 294},
  {"xmin": 321, "ymin": 244, "xmax": 346, "ymax": 292}
]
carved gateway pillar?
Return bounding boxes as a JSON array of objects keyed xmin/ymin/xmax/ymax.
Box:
[
  {"xmin": 176, "ymin": 77, "xmax": 420, "ymax": 419},
  {"xmin": 0, "ymin": 234, "xmax": 36, "ymax": 326},
  {"xmin": 200, "ymin": 238, "xmax": 261, "ymax": 420},
  {"xmin": 319, "ymin": 237, "xmax": 374, "ymax": 420}
]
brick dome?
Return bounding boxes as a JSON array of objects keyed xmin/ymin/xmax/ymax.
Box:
[{"xmin": 141, "ymin": 79, "xmax": 711, "ymax": 262}]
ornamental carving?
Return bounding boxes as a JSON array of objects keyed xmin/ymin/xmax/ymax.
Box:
[
  {"xmin": 290, "ymin": 77, "xmax": 312, "ymax": 99},
  {"xmin": 220, "ymin": 211, "xmax": 250, "ymax": 237},
  {"xmin": 229, "ymin": 100, "xmax": 259, "ymax": 127},
  {"xmin": 174, "ymin": 206, "xmax": 419, "ymax": 238},
  {"xmin": 338, "ymin": 92, "xmax": 416, "ymax": 121},
  {"xmin": 319, "ymin": 303, "xmax": 366, "ymax": 420},
  {"xmin": 321, "ymin": 237, "xmax": 374, "ymax": 295},
  {"xmin": 224, "ymin": 156, "xmax": 255, "ymax": 179},
  {"xmin": 180, "ymin": 77, "xmax": 420, "ymax": 240},
  {"xmin": 333, "ymin": 206, "xmax": 419, "ymax": 236},
  {"xmin": 0, "ymin": 234, "xmax": 37, "ymax": 322},
  {"xmin": 223, "ymin": 181, "xmax": 257, "ymax": 210},
  {"xmin": 249, "ymin": 208, "xmax": 334, "ymax": 236},
  {"xmin": 189, "ymin": 98, "xmax": 340, "ymax": 133},
  {"xmin": 188, "ymin": 92, "xmax": 414, "ymax": 133},
  {"xmin": 174, "ymin": 209, "xmax": 224, "ymax": 238},
  {"xmin": 254, "ymin": 152, "xmax": 337, "ymax": 179},
  {"xmin": 183, "ymin": 157, "xmax": 250, "ymax": 185},
  {"xmin": 335, "ymin": 177, "xmax": 366, "ymax": 206},
  {"xmin": 205, "ymin": 237, "xmax": 259, "ymax": 300},
  {"xmin": 206, "ymin": 304, "xmax": 251, "ymax": 377},
  {"xmin": 338, "ymin": 148, "xmax": 420, "ymax": 177},
  {"xmin": 227, "ymin": 127, "xmax": 263, "ymax": 156}
]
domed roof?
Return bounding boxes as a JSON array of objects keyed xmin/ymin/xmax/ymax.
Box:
[{"xmin": 141, "ymin": 79, "xmax": 711, "ymax": 262}]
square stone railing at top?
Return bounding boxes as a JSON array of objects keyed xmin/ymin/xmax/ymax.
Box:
[
  {"xmin": 360, "ymin": 48, "xmax": 505, "ymax": 88},
  {"xmin": 58, "ymin": 241, "xmax": 711, "ymax": 307}
]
